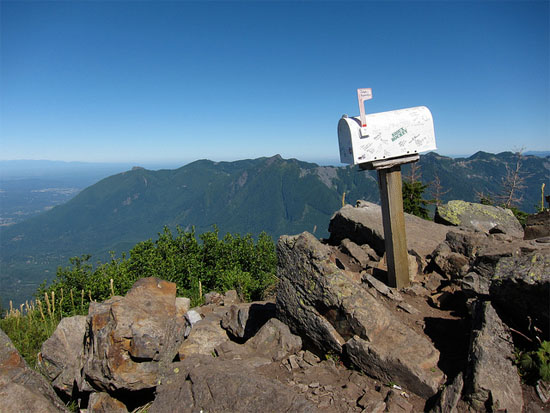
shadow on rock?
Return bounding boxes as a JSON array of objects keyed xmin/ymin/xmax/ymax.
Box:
[{"xmin": 423, "ymin": 317, "xmax": 470, "ymax": 380}]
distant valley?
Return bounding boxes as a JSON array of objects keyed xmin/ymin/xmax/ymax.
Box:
[
  {"xmin": 1, "ymin": 151, "xmax": 548, "ymax": 308},
  {"xmin": 1, "ymin": 180, "xmax": 81, "ymax": 227},
  {"xmin": 0, "ymin": 160, "xmax": 188, "ymax": 226}
]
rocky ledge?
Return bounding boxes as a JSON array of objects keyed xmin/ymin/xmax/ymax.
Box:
[{"xmin": 1, "ymin": 200, "xmax": 549, "ymax": 412}]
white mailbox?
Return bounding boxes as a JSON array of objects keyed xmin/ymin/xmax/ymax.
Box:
[{"xmin": 337, "ymin": 106, "xmax": 436, "ymax": 165}]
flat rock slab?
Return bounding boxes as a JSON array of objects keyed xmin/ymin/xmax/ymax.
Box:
[
  {"xmin": 329, "ymin": 202, "xmax": 450, "ymax": 258},
  {"xmin": 385, "ymin": 388, "xmax": 414, "ymax": 413},
  {"xmin": 0, "ymin": 328, "xmax": 69, "ymax": 412},
  {"xmin": 276, "ymin": 232, "xmax": 444, "ymax": 398},
  {"xmin": 464, "ymin": 300, "xmax": 523, "ymax": 412},
  {"xmin": 340, "ymin": 238, "xmax": 373, "ymax": 268},
  {"xmin": 276, "ymin": 232, "xmax": 347, "ymax": 355},
  {"xmin": 345, "ymin": 333, "xmax": 442, "ymax": 400},
  {"xmin": 150, "ymin": 359, "xmax": 315, "ymax": 413},
  {"xmin": 435, "ymin": 200, "xmax": 524, "ymax": 238}
]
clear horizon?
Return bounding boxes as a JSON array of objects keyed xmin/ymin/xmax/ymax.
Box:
[
  {"xmin": 2, "ymin": 148, "xmax": 549, "ymax": 171},
  {"xmin": 1, "ymin": 1, "xmax": 548, "ymax": 163}
]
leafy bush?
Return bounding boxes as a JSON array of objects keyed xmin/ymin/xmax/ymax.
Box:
[
  {"xmin": 517, "ymin": 340, "xmax": 550, "ymax": 383},
  {"xmin": 37, "ymin": 226, "xmax": 277, "ymax": 309},
  {"xmin": 2, "ymin": 227, "xmax": 277, "ymax": 367}
]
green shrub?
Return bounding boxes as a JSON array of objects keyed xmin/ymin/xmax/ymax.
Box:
[
  {"xmin": 517, "ymin": 340, "xmax": 550, "ymax": 383},
  {"xmin": 508, "ymin": 206, "xmax": 529, "ymax": 226},
  {"xmin": 2, "ymin": 226, "xmax": 277, "ymax": 367},
  {"xmin": 36, "ymin": 226, "xmax": 277, "ymax": 307},
  {"xmin": 0, "ymin": 295, "xmax": 89, "ymax": 368}
]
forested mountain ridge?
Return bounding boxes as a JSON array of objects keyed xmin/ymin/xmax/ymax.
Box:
[
  {"xmin": 0, "ymin": 155, "xmax": 381, "ymax": 306},
  {"xmin": 1, "ymin": 155, "xmax": 377, "ymax": 259},
  {"xmin": 414, "ymin": 151, "xmax": 549, "ymax": 208},
  {"xmin": 1, "ymin": 151, "xmax": 548, "ymax": 307}
]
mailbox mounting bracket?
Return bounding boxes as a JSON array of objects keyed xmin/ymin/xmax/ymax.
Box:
[{"xmin": 359, "ymin": 153, "xmax": 420, "ymax": 171}]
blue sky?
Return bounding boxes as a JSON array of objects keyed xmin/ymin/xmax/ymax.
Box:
[{"xmin": 1, "ymin": 1, "xmax": 548, "ymax": 164}]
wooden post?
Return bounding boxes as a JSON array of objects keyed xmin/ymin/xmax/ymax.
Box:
[
  {"xmin": 361, "ymin": 154, "xmax": 417, "ymax": 289},
  {"xmin": 378, "ymin": 165, "xmax": 409, "ymax": 289}
]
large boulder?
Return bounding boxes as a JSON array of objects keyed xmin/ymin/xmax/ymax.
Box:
[
  {"xmin": 463, "ymin": 300, "xmax": 524, "ymax": 412},
  {"xmin": 443, "ymin": 231, "xmax": 490, "ymax": 258},
  {"xmin": 444, "ymin": 230, "xmax": 518, "ymax": 281},
  {"xmin": 329, "ymin": 202, "xmax": 450, "ymax": 259},
  {"xmin": 82, "ymin": 277, "xmax": 186, "ymax": 392},
  {"xmin": 38, "ymin": 315, "xmax": 87, "ymax": 397},
  {"xmin": 524, "ymin": 210, "xmax": 550, "ymax": 240},
  {"xmin": 437, "ymin": 230, "xmax": 546, "ymax": 281},
  {"xmin": 0, "ymin": 328, "xmax": 70, "ymax": 412},
  {"xmin": 277, "ymin": 233, "xmax": 347, "ymax": 355},
  {"xmin": 177, "ymin": 309, "xmax": 230, "ymax": 358},
  {"xmin": 435, "ymin": 200, "xmax": 524, "ymax": 238},
  {"xmin": 242, "ymin": 317, "xmax": 302, "ymax": 361},
  {"xmin": 490, "ymin": 251, "xmax": 550, "ymax": 340},
  {"xmin": 276, "ymin": 232, "xmax": 444, "ymax": 398}
]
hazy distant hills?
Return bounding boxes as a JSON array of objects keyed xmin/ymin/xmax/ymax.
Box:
[
  {"xmin": 1, "ymin": 151, "xmax": 548, "ymax": 307},
  {"xmin": 524, "ymin": 151, "xmax": 550, "ymax": 157}
]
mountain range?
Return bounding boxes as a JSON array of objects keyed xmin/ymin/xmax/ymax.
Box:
[{"xmin": 1, "ymin": 151, "xmax": 548, "ymax": 307}]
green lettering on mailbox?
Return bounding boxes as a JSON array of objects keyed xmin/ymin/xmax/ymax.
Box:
[{"xmin": 391, "ymin": 127, "xmax": 407, "ymax": 142}]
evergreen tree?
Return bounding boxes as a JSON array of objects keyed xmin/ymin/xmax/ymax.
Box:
[
  {"xmin": 402, "ymin": 162, "xmax": 431, "ymax": 219},
  {"xmin": 402, "ymin": 180, "xmax": 430, "ymax": 219}
]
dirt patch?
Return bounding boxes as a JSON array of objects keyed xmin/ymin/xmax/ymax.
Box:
[{"xmin": 257, "ymin": 352, "xmax": 427, "ymax": 412}]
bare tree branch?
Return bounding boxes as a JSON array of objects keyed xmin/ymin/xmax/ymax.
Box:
[
  {"xmin": 496, "ymin": 150, "xmax": 530, "ymax": 209},
  {"xmin": 429, "ymin": 172, "xmax": 450, "ymax": 206}
]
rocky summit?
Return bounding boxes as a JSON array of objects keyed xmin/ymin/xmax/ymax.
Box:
[{"xmin": 1, "ymin": 200, "xmax": 549, "ymax": 412}]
